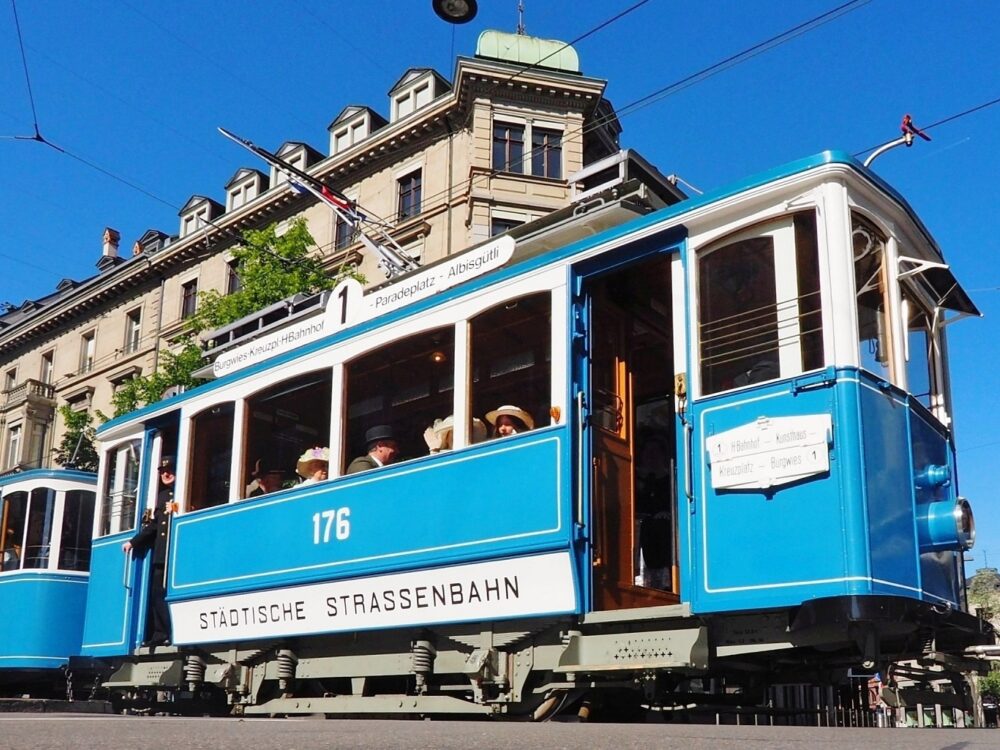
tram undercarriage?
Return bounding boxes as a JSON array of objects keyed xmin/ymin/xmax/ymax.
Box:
[{"xmin": 100, "ymin": 596, "xmax": 992, "ymax": 720}]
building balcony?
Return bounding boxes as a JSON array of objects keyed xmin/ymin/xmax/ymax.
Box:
[{"xmin": 3, "ymin": 378, "xmax": 56, "ymax": 411}]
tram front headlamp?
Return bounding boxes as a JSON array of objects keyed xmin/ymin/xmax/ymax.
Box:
[{"xmin": 916, "ymin": 497, "xmax": 975, "ymax": 553}]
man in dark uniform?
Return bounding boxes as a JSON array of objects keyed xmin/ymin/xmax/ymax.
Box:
[
  {"xmin": 122, "ymin": 456, "xmax": 175, "ymax": 647},
  {"xmin": 346, "ymin": 425, "xmax": 399, "ymax": 474}
]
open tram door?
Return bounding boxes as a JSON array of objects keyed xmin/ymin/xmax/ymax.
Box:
[{"xmin": 575, "ymin": 239, "xmax": 683, "ymax": 610}]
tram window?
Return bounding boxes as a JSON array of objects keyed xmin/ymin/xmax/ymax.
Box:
[
  {"xmin": 698, "ymin": 213, "xmax": 822, "ymax": 395},
  {"xmin": 902, "ymin": 289, "xmax": 935, "ymax": 410},
  {"xmin": 98, "ymin": 439, "xmax": 141, "ymax": 536},
  {"xmin": 188, "ymin": 402, "xmax": 235, "ymax": 510},
  {"xmin": 853, "ymin": 214, "xmax": 893, "ymax": 381},
  {"xmin": 22, "ymin": 487, "xmax": 56, "ymax": 569},
  {"xmin": 345, "ymin": 328, "xmax": 453, "ymax": 467},
  {"xmin": 245, "ymin": 370, "xmax": 332, "ymax": 493},
  {"xmin": 59, "ymin": 490, "xmax": 95, "ymax": 571},
  {"xmin": 0, "ymin": 491, "xmax": 27, "ymax": 571},
  {"xmin": 470, "ymin": 293, "xmax": 551, "ymax": 437}
]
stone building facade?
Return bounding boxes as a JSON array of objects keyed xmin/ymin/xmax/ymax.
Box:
[{"xmin": 0, "ymin": 31, "xmax": 634, "ymax": 474}]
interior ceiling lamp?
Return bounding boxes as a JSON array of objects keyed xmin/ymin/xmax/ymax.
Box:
[{"xmin": 433, "ymin": 0, "xmax": 478, "ymax": 24}]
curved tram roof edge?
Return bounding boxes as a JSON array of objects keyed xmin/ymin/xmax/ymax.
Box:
[{"xmin": 95, "ymin": 149, "xmax": 977, "ymax": 440}]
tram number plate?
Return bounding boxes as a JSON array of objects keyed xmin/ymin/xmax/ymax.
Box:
[{"xmin": 312, "ymin": 508, "xmax": 351, "ymax": 544}]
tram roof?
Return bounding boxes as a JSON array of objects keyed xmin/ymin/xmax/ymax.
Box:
[
  {"xmin": 96, "ymin": 150, "xmax": 978, "ymax": 438},
  {"xmin": 0, "ymin": 468, "xmax": 97, "ymax": 488}
]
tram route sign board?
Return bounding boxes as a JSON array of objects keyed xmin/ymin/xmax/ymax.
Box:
[
  {"xmin": 212, "ymin": 236, "xmax": 515, "ymax": 378},
  {"xmin": 705, "ymin": 414, "xmax": 832, "ymax": 490}
]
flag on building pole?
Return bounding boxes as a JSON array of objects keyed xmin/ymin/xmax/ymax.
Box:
[{"xmin": 218, "ymin": 127, "xmax": 418, "ymax": 278}]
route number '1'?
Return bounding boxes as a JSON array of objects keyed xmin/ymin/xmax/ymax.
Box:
[
  {"xmin": 313, "ymin": 508, "xmax": 351, "ymax": 544},
  {"xmin": 326, "ymin": 277, "xmax": 363, "ymax": 332}
]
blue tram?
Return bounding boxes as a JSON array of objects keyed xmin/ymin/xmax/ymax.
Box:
[
  {"xmin": 0, "ymin": 468, "xmax": 96, "ymax": 694},
  {"xmin": 82, "ymin": 151, "xmax": 989, "ymax": 717}
]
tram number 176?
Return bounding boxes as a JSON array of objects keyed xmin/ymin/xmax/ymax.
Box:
[{"xmin": 312, "ymin": 508, "xmax": 351, "ymax": 544}]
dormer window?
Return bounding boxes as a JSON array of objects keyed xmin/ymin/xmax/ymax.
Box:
[
  {"xmin": 271, "ymin": 143, "xmax": 319, "ymax": 188},
  {"xmin": 225, "ymin": 168, "xmax": 267, "ymax": 211},
  {"xmin": 388, "ymin": 69, "xmax": 449, "ymax": 123}
]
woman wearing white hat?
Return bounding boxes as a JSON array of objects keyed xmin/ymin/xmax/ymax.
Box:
[
  {"xmin": 485, "ymin": 405, "xmax": 534, "ymax": 438},
  {"xmin": 296, "ymin": 446, "xmax": 330, "ymax": 485}
]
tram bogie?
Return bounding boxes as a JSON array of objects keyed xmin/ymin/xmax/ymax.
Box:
[{"xmin": 77, "ymin": 151, "xmax": 993, "ymax": 718}]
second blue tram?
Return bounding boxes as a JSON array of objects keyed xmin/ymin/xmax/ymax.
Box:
[
  {"xmin": 0, "ymin": 469, "xmax": 96, "ymax": 695},
  {"xmin": 82, "ymin": 151, "xmax": 988, "ymax": 717}
]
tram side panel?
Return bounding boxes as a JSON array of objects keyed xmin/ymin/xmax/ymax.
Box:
[
  {"xmin": 165, "ymin": 427, "xmax": 580, "ymax": 647},
  {"xmin": 0, "ymin": 572, "xmax": 88, "ymax": 669},
  {"xmin": 689, "ymin": 375, "xmax": 864, "ymax": 614}
]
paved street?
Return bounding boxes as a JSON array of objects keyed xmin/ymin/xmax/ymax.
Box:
[{"xmin": 0, "ymin": 716, "xmax": 995, "ymax": 750}]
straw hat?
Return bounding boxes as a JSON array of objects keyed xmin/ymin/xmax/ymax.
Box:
[
  {"xmin": 485, "ymin": 405, "xmax": 535, "ymax": 431},
  {"xmin": 296, "ymin": 446, "xmax": 330, "ymax": 477}
]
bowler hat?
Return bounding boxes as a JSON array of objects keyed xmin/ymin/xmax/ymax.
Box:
[
  {"xmin": 157, "ymin": 456, "xmax": 176, "ymax": 474},
  {"xmin": 365, "ymin": 424, "xmax": 396, "ymax": 448}
]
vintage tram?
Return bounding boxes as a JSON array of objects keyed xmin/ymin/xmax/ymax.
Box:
[{"xmin": 79, "ymin": 150, "xmax": 989, "ymax": 717}]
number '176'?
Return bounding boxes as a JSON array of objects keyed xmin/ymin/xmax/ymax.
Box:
[{"xmin": 312, "ymin": 508, "xmax": 350, "ymax": 544}]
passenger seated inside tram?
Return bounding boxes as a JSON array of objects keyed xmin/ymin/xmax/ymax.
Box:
[
  {"xmin": 296, "ymin": 447, "xmax": 330, "ymax": 486},
  {"xmin": 423, "ymin": 416, "xmax": 454, "ymax": 454},
  {"xmin": 346, "ymin": 425, "xmax": 399, "ymax": 475},
  {"xmin": 245, "ymin": 458, "xmax": 285, "ymax": 498},
  {"xmin": 1, "ymin": 538, "xmax": 19, "ymax": 572},
  {"xmin": 424, "ymin": 416, "xmax": 490, "ymax": 453},
  {"xmin": 486, "ymin": 405, "xmax": 534, "ymax": 438}
]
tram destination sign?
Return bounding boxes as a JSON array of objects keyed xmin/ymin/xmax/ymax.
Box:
[
  {"xmin": 212, "ymin": 236, "xmax": 514, "ymax": 377},
  {"xmin": 168, "ymin": 550, "xmax": 576, "ymax": 645},
  {"xmin": 705, "ymin": 414, "xmax": 832, "ymax": 490}
]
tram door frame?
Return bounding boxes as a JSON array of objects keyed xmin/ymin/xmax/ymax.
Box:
[
  {"xmin": 573, "ymin": 231, "xmax": 685, "ymax": 612},
  {"xmin": 130, "ymin": 415, "xmax": 179, "ymax": 646}
]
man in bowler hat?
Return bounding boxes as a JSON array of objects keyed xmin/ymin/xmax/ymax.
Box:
[
  {"xmin": 122, "ymin": 455, "xmax": 176, "ymax": 647},
  {"xmin": 346, "ymin": 425, "xmax": 399, "ymax": 474}
]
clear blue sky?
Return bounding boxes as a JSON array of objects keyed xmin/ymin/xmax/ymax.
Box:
[{"xmin": 2, "ymin": 1, "xmax": 998, "ymax": 568}]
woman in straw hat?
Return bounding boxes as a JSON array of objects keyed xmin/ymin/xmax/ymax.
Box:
[
  {"xmin": 485, "ymin": 405, "xmax": 534, "ymax": 438},
  {"xmin": 296, "ymin": 446, "xmax": 330, "ymax": 486}
]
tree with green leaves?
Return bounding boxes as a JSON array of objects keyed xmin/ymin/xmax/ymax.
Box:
[
  {"xmin": 52, "ymin": 405, "xmax": 99, "ymax": 472},
  {"xmin": 111, "ymin": 217, "xmax": 362, "ymax": 417}
]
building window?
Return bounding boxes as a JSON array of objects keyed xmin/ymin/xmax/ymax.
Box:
[
  {"xmin": 397, "ymin": 171, "xmax": 422, "ymax": 221},
  {"xmin": 181, "ymin": 209, "xmax": 208, "ymax": 238},
  {"xmin": 124, "ymin": 309, "xmax": 142, "ymax": 354},
  {"xmin": 3, "ymin": 368, "xmax": 16, "ymax": 393},
  {"xmin": 181, "ymin": 279, "xmax": 199, "ymax": 319},
  {"xmin": 40, "ymin": 352, "xmax": 53, "ymax": 384},
  {"xmin": 335, "ymin": 217, "xmax": 360, "ymax": 250},
  {"xmin": 491, "ymin": 217, "xmax": 524, "ymax": 237},
  {"xmin": 493, "ymin": 123, "xmax": 525, "ymax": 173},
  {"xmin": 5, "ymin": 424, "xmax": 22, "ymax": 468},
  {"xmin": 226, "ymin": 260, "xmax": 242, "ymax": 295},
  {"xmin": 79, "ymin": 332, "xmax": 96, "ymax": 374},
  {"xmin": 228, "ymin": 182, "xmax": 256, "ymax": 211},
  {"xmin": 531, "ymin": 128, "xmax": 562, "ymax": 179}
]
